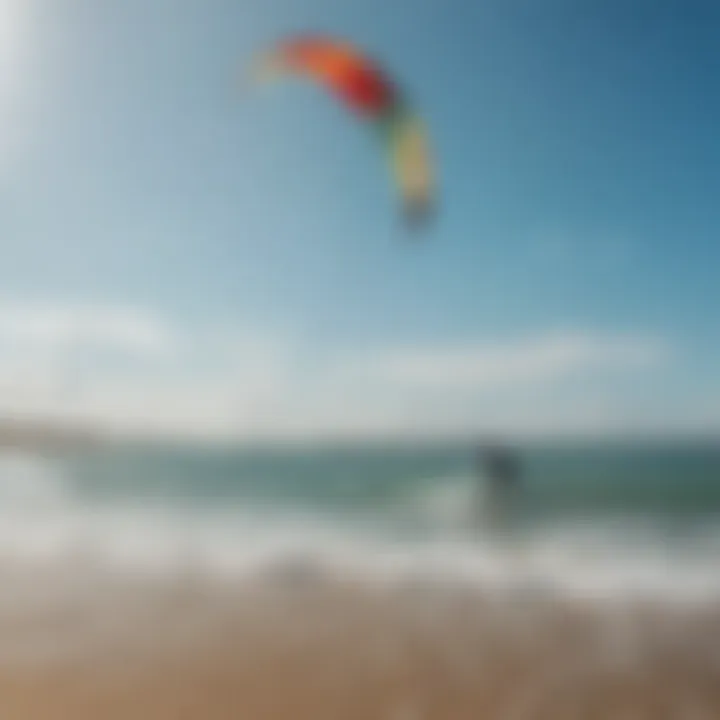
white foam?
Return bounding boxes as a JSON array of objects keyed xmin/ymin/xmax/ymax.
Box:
[
  {"xmin": 0, "ymin": 453, "xmax": 716, "ymax": 613},
  {"xmin": 0, "ymin": 451, "xmax": 69, "ymax": 509}
]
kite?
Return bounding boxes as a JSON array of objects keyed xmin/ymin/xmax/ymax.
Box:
[{"xmin": 250, "ymin": 34, "xmax": 436, "ymax": 228}]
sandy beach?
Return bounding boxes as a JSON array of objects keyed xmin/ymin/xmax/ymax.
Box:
[{"xmin": 0, "ymin": 566, "xmax": 719, "ymax": 720}]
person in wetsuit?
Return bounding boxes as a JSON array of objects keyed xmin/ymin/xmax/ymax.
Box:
[{"xmin": 474, "ymin": 442, "xmax": 522, "ymax": 530}]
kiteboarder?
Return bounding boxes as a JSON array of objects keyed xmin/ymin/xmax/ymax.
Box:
[{"xmin": 474, "ymin": 441, "xmax": 522, "ymax": 530}]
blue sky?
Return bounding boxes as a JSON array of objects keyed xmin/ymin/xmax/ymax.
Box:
[{"xmin": 0, "ymin": 0, "xmax": 718, "ymax": 439}]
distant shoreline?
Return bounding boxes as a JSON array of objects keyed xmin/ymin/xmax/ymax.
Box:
[
  {"xmin": 0, "ymin": 418, "xmax": 105, "ymax": 452},
  {"xmin": 0, "ymin": 419, "xmax": 715, "ymax": 454}
]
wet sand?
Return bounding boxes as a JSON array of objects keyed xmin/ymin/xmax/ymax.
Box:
[{"xmin": 1, "ymin": 570, "xmax": 720, "ymax": 719}]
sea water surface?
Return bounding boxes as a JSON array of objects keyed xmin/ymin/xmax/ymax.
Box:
[{"xmin": 0, "ymin": 439, "xmax": 718, "ymax": 608}]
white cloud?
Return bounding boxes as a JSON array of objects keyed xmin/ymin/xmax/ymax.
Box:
[
  {"xmin": 0, "ymin": 300, "xmax": 175, "ymax": 356},
  {"xmin": 355, "ymin": 332, "xmax": 669, "ymax": 392},
  {"xmin": 0, "ymin": 300, "xmax": 678, "ymax": 441}
]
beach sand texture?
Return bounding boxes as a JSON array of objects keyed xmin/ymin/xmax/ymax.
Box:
[{"xmin": 0, "ymin": 572, "xmax": 718, "ymax": 719}]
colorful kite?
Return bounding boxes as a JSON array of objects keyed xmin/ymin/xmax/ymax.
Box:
[{"xmin": 251, "ymin": 34, "xmax": 436, "ymax": 228}]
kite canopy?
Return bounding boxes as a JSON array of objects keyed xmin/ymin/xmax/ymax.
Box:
[{"xmin": 251, "ymin": 35, "xmax": 436, "ymax": 228}]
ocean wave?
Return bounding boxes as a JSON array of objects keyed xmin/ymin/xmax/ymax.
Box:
[{"xmin": 0, "ymin": 450, "xmax": 718, "ymax": 611}]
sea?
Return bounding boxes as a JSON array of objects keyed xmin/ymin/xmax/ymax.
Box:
[
  {"xmin": 0, "ymin": 438, "xmax": 718, "ymax": 606},
  {"xmin": 0, "ymin": 438, "xmax": 718, "ymax": 709}
]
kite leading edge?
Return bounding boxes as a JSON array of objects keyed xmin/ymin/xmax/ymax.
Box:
[{"xmin": 250, "ymin": 34, "xmax": 436, "ymax": 230}]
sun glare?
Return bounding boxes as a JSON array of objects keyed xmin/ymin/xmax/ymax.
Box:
[{"xmin": 0, "ymin": 0, "xmax": 31, "ymax": 120}]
